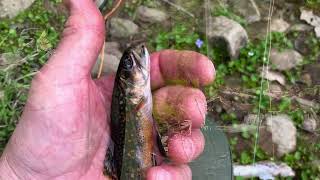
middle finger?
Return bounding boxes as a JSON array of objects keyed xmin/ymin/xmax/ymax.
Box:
[{"xmin": 153, "ymin": 85, "xmax": 207, "ymax": 129}]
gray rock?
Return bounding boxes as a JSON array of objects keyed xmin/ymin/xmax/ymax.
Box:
[
  {"xmin": 289, "ymin": 23, "xmax": 313, "ymax": 32},
  {"xmin": 0, "ymin": 53, "xmax": 22, "ymax": 70},
  {"xmin": 261, "ymin": 69, "xmax": 286, "ymax": 85},
  {"xmin": 92, "ymin": 42, "xmax": 122, "ymax": 76},
  {"xmin": 92, "ymin": 54, "xmax": 120, "ymax": 76},
  {"xmin": 229, "ymin": 0, "xmax": 261, "ymax": 24},
  {"xmin": 255, "ymin": 0, "xmax": 275, "ymax": 21},
  {"xmin": 269, "ymin": 83, "xmax": 283, "ymax": 97},
  {"xmin": 270, "ymin": 49, "xmax": 303, "ymax": 71},
  {"xmin": 104, "ymin": 42, "xmax": 122, "ymax": 58},
  {"xmin": 301, "ymin": 73, "xmax": 312, "ymax": 87},
  {"xmin": 302, "ymin": 117, "xmax": 317, "ymax": 132},
  {"xmin": 0, "ymin": 0, "xmax": 35, "ymax": 18},
  {"xmin": 294, "ymin": 33, "xmax": 311, "ymax": 56},
  {"xmin": 300, "ymin": 8, "xmax": 320, "ymax": 38},
  {"xmin": 266, "ymin": 114, "xmax": 297, "ymax": 157},
  {"xmin": 315, "ymin": 27, "xmax": 320, "ymax": 38},
  {"xmin": 137, "ymin": 6, "xmax": 168, "ymax": 23},
  {"xmin": 247, "ymin": 21, "xmax": 268, "ymax": 40},
  {"xmin": 110, "ymin": 18, "xmax": 139, "ymax": 38},
  {"xmin": 208, "ymin": 16, "xmax": 248, "ymax": 59},
  {"xmin": 303, "ymin": 61, "xmax": 320, "ymax": 85},
  {"xmin": 300, "ymin": 8, "xmax": 320, "ymax": 27},
  {"xmin": 270, "ymin": 19, "xmax": 290, "ymax": 33}
]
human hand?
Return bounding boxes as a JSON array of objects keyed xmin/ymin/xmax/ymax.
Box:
[{"xmin": 0, "ymin": 0, "xmax": 215, "ymax": 179}]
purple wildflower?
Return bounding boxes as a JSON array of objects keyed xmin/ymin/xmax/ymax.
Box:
[{"xmin": 195, "ymin": 39, "xmax": 204, "ymax": 48}]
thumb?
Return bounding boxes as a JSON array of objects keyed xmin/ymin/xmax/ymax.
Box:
[{"xmin": 39, "ymin": 0, "xmax": 105, "ymax": 82}]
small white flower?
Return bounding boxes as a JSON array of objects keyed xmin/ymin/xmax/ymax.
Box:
[{"xmin": 248, "ymin": 51, "xmax": 254, "ymax": 56}]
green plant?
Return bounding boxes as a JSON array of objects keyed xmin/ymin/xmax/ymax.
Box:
[
  {"xmin": 0, "ymin": 0, "xmax": 65, "ymax": 151},
  {"xmin": 153, "ymin": 24, "xmax": 200, "ymax": 51},
  {"xmin": 306, "ymin": 0, "xmax": 320, "ymax": 11},
  {"xmin": 271, "ymin": 32, "xmax": 294, "ymax": 51},
  {"xmin": 240, "ymin": 151, "xmax": 252, "ymax": 164}
]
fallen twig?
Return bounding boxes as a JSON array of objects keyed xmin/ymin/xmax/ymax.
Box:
[
  {"xmin": 216, "ymin": 124, "xmax": 265, "ymax": 133},
  {"xmin": 160, "ymin": 0, "xmax": 195, "ymax": 18},
  {"xmin": 97, "ymin": 0, "xmax": 123, "ymax": 78}
]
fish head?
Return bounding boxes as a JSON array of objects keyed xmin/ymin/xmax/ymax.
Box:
[{"xmin": 118, "ymin": 45, "xmax": 150, "ymax": 104}]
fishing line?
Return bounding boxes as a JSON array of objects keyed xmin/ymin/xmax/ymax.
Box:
[
  {"xmin": 204, "ymin": 0, "xmax": 211, "ymax": 58},
  {"xmin": 252, "ymin": 0, "xmax": 275, "ymax": 167}
]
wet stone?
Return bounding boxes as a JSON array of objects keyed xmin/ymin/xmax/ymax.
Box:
[
  {"xmin": 229, "ymin": 0, "xmax": 261, "ymax": 24},
  {"xmin": 91, "ymin": 42, "xmax": 122, "ymax": 76},
  {"xmin": 300, "ymin": 8, "xmax": 320, "ymax": 38},
  {"xmin": 265, "ymin": 114, "xmax": 297, "ymax": 157},
  {"xmin": 289, "ymin": 23, "xmax": 313, "ymax": 32},
  {"xmin": 269, "ymin": 83, "xmax": 283, "ymax": 97},
  {"xmin": 207, "ymin": 16, "xmax": 248, "ymax": 59},
  {"xmin": 0, "ymin": 53, "xmax": 22, "ymax": 70},
  {"xmin": 270, "ymin": 49, "xmax": 303, "ymax": 71},
  {"xmin": 302, "ymin": 117, "xmax": 317, "ymax": 133},
  {"xmin": 261, "ymin": 69, "xmax": 286, "ymax": 86},
  {"xmin": 110, "ymin": 18, "xmax": 139, "ymax": 38},
  {"xmin": 137, "ymin": 6, "xmax": 168, "ymax": 23},
  {"xmin": 303, "ymin": 62, "xmax": 320, "ymax": 85},
  {"xmin": 270, "ymin": 19, "xmax": 290, "ymax": 33},
  {"xmin": 0, "ymin": 0, "xmax": 35, "ymax": 18},
  {"xmin": 294, "ymin": 32, "xmax": 312, "ymax": 55}
]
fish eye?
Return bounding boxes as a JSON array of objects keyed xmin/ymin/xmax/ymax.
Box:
[{"xmin": 123, "ymin": 57, "xmax": 133, "ymax": 70}]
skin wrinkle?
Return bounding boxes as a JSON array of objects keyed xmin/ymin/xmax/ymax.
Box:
[
  {"xmin": 26, "ymin": 77, "xmax": 88, "ymax": 111},
  {"xmin": 158, "ymin": 51, "xmax": 173, "ymax": 86},
  {"xmin": 36, "ymin": 62, "xmax": 90, "ymax": 83},
  {"xmin": 3, "ymin": 156, "xmax": 24, "ymax": 179},
  {"xmin": 5, "ymin": 145, "xmax": 45, "ymax": 179},
  {"xmin": 180, "ymin": 165, "xmax": 191, "ymax": 180},
  {"xmin": 85, "ymin": 81, "xmax": 97, "ymax": 177},
  {"xmin": 180, "ymin": 135, "xmax": 193, "ymax": 162}
]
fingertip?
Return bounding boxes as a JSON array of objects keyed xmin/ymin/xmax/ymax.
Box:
[
  {"xmin": 168, "ymin": 129, "xmax": 205, "ymax": 164},
  {"xmin": 147, "ymin": 164, "xmax": 191, "ymax": 180},
  {"xmin": 42, "ymin": 0, "xmax": 105, "ymax": 79},
  {"xmin": 196, "ymin": 54, "xmax": 216, "ymax": 85},
  {"xmin": 151, "ymin": 50, "xmax": 215, "ymax": 89},
  {"xmin": 179, "ymin": 88, "xmax": 207, "ymax": 128},
  {"xmin": 147, "ymin": 166, "xmax": 171, "ymax": 180}
]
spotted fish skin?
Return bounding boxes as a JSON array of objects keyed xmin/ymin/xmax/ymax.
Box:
[{"xmin": 104, "ymin": 46, "xmax": 157, "ymax": 180}]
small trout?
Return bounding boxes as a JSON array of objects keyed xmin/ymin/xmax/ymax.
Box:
[{"xmin": 104, "ymin": 46, "xmax": 164, "ymax": 179}]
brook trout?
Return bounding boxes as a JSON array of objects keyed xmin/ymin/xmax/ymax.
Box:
[{"xmin": 104, "ymin": 46, "xmax": 164, "ymax": 179}]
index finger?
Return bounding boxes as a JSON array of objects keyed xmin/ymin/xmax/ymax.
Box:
[{"xmin": 150, "ymin": 50, "xmax": 215, "ymax": 90}]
